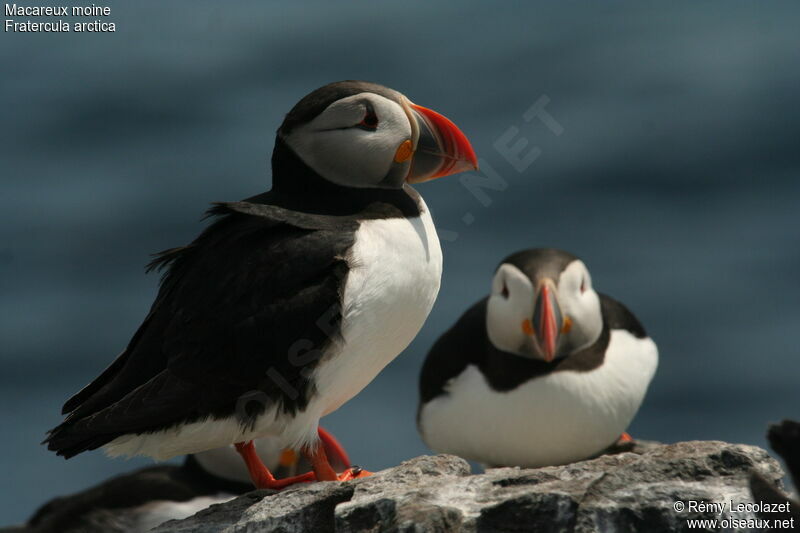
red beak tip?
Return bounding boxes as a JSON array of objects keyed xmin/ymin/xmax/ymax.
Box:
[{"xmin": 409, "ymin": 102, "xmax": 478, "ymax": 178}]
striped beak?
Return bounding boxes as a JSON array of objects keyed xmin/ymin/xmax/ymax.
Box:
[
  {"xmin": 522, "ymin": 279, "xmax": 563, "ymax": 362},
  {"xmin": 403, "ymin": 102, "xmax": 478, "ymax": 183}
]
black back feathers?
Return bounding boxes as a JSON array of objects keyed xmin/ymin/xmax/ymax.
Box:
[{"xmin": 45, "ymin": 203, "xmax": 355, "ymax": 458}]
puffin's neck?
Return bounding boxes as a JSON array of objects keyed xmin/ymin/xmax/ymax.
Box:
[
  {"xmin": 480, "ymin": 302, "xmax": 610, "ymax": 391},
  {"xmin": 270, "ymin": 137, "xmax": 353, "ymax": 198},
  {"xmin": 258, "ymin": 137, "xmax": 421, "ymax": 218}
]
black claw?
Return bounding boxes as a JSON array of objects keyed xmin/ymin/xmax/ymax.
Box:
[{"xmin": 350, "ymin": 466, "xmax": 362, "ymax": 476}]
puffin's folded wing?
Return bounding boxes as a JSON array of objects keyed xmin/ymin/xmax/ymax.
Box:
[
  {"xmin": 45, "ymin": 370, "xmax": 206, "ymax": 457},
  {"xmin": 47, "ymin": 202, "xmax": 357, "ymax": 457}
]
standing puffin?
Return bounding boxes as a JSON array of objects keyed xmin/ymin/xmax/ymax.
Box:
[
  {"xmin": 417, "ymin": 248, "xmax": 657, "ymax": 468},
  {"xmin": 45, "ymin": 81, "xmax": 478, "ymax": 489}
]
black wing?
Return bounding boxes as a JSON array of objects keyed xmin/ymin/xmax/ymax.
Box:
[
  {"xmin": 27, "ymin": 456, "xmax": 252, "ymax": 533},
  {"xmin": 46, "ymin": 202, "xmax": 357, "ymax": 458},
  {"xmin": 418, "ymin": 299, "xmax": 487, "ymax": 408},
  {"xmin": 598, "ymin": 292, "xmax": 647, "ymax": 338}
]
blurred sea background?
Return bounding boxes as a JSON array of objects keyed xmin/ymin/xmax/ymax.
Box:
[{"xmin": 2, "ymin": 0, "xmax": 799, "ymax": 525}]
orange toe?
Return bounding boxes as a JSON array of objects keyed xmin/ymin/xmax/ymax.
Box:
[
  {"xmin": 338, "ymin": 466, "xmax": 373, "ymax": 481},
  {"xmin": 258, "ymin": 471, "xmax": 317, "ymax": 490}
]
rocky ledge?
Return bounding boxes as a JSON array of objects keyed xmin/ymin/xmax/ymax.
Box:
[{"xmin": 154, "ymin": 440, "xmax": 794, "ymax": 533}]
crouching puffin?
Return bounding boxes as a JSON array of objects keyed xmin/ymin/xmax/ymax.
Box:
[
  {"xmin": 24, "ymin": 429, "xmax": 349, "ymax": 533},
  {"xmin": 44, "ymin": 80, "xmax": 478, "ymax": 489},
  {"xmin": 417, "ymin": 248, "xmax": 657, "ymax": 468}
]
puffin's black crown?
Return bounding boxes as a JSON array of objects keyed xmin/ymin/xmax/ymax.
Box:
[
  {"xmin": 499, "ymin": 248, "xmax": 580, "ymax": 282},
  {"xmin": 279, "ymin": 80, "xmax": 402, "ymax": 136}
]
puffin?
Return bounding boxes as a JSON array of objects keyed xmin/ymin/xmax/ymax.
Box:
[
  {"xmin": 22, "ymin": 429, "xmax": 349, "ymax": 533},
  {"xmin": 417, "ymin": 248, "xmax": 658, "ymax": 468},
  {"xmin": 44, "ymin": 80, "xmax": 478, "ymax": 489}
]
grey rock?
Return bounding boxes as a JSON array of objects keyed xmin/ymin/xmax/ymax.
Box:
[
  {"xmin": 154, "ymin": 441, "xmax": 786, "ymax": 533},
  {"xmin": 153, "ymin": 483, "xmax": 355, "ymax": 533}
]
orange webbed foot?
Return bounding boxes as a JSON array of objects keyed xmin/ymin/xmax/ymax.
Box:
[{"xmin": 337, "ymin": 465, "xmax": 373, "ymax": 481}]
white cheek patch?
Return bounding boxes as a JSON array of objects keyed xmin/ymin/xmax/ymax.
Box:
[
  {"xmin": 487, "ymin": 264, "xmax": 535, "ymax": 354},
  {"xmin": 284, "ymin": 93, "xmax": 411, "ymax": 188},
  {"xmin": 558, "ymin": 260, "xmax": 585, "ymax": 296},
  {"xmin": 558, "ymin": 260, "xmax": 602, "ymax": 352}
]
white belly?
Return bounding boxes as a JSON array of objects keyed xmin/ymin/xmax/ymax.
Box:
[
  {"xmin": 310, "ymin": 187, "xmax": 443, "ymax": 421},
  {"xmin": 419, "ymin": 329, "xmax": 658, "ymax": 468}
]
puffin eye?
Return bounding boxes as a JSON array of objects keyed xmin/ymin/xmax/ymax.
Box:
[
  {"xmin": 356, "ymin": 107, "xmax": 379, "ymax": 131},
  {"xmin": 501, "ymin": 283, "xmax": 509, "ymax": 299},
  {"xmin": 580, "ymin": 278, "xmax": 586, "ymax": 294}
]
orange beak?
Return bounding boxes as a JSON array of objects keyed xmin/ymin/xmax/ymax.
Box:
[
  {"xmin": 522, "ymin": 280, "xmax": 563, "ymax": 362},
  {"xmin": 404, "ymin": 103, "xmax": 478, "ymax": 183},
  {"xmin": 534, "ymin": 284, "xmax": 561, "ymax": 362}
]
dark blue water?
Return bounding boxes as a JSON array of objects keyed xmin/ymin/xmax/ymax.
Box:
[{"xmin": 2, "ymin": 1, "xmax": 799, "ymax": 525}]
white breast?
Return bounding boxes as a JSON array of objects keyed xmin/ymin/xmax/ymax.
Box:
[
  {"xmin": 310, "ymin": 185, "xmax": 443, "ymax": 421},
  {"xmin": 104, "ymin": 186, "xmax": 442, "ymax": 459},
  {"xmin": 419, "ymin": 329, "xmax": 658, "ymax": 468}
]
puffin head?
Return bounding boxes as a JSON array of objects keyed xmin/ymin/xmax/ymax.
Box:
[
  {"xmin": 275, "ymin": 81, "xmax": 478, "ymax": 189},
  {"xmin": 486, "ymin": 248, "xmax": 604, "ymax": 363}
]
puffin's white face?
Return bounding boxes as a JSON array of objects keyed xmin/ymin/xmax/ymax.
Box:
[
  {"xmin": 279, "ymin": 82, "xmax": 479, "ymax": 190},
  {"xmin": 486, "ymin": 260, "xmax": 603, "ymax": 362},
  {"xmin": 284, "ymin": 93, "xmax": 414, "ymax": 189}
]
